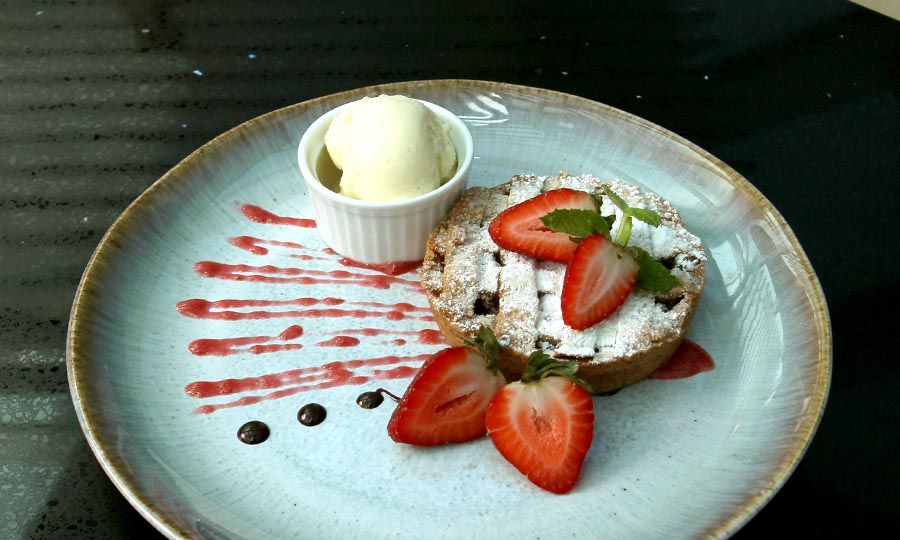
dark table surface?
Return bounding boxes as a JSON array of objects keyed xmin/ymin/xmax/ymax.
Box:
[{"xmin": 1, "ymin": 0, "xmax": 898, "ymax": 538}]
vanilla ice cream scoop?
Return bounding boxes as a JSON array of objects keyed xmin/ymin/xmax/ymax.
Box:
[{"xmin": 323, "ymin": 95, "xmax": 457, "ymax": 202}]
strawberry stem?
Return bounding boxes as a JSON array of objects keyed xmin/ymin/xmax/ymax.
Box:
[
  {"xmin": 522, "ymin": 351, "xmax": 592, "ymax": 392},
  {"xmin": 461, "ymin": 326, "xmax": 502, "ymax": 374}
]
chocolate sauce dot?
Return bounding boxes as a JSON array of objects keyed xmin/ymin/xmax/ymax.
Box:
[
  {"xmin": 356, "ymin": 391, "xmax": 385, "ymax": 409},
  {"xmin": 237, "ymin": 420, "xmax": 269, "ymax": 445},
  {"xmin": 356, "ymin": 388, "xmax": 401, "ymax": 409},
  {"xmin": 298, "ymin": 403, "xmax": 327, "ymax": 426}
]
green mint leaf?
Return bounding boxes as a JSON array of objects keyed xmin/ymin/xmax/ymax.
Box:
[
  {"xmin": 604, "ymin": 214, "xmax": 617, "ymax": 230},
  {"xmin": 629, "ymin": 247, "xmax": 681, "ymax": 292},
  {"xmin": 629, "ymin": 207, "xmax": 661, "ymax": 227},
  {"xmin": 541, "ymin": 209, "xmax": 611, "ymax": 239},
  {"xmin": 603, "ymin": 185, "xmax": 629, "ymax": 212}
]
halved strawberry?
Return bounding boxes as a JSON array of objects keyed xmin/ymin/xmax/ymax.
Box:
[
  {"xmin": 388, "ymin": 327, "xmax": 506, "ymax": 445},
  {"xmin": 486, "ymin": 352, "xmax": 594, "ymax": 494},
  {"xmin": 488, "ymin": 188, "xmax": 598, "ymax": 262},
  {"xmin": 561, "ymin": 233, "xmax": 638, "ymax": 330}
]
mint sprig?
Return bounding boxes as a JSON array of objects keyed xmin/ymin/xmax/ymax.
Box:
[
  {"xmin": 540, "ymin": 186, "xmax": 681, "ymax": 292},
  {"xmin": 603, "ymin": 185, "xmax": 661, "ymax": 245}
]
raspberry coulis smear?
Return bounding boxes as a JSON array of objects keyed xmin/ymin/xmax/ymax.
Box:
[
  {"xmin": 649, "ymin": 340, "xmax": 714, "ymax": 380},
  {"xmin": 177, "ymin": 202, "xmax": 443, "ymax": 415}
]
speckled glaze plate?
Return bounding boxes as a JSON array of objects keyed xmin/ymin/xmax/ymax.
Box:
[{"xmin": 67, "ymin": 80, "xmax": 830, "ymax": 540}]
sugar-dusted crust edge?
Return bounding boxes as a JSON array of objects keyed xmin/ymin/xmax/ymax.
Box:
[
  {"xmin": 420, "ymin": 173, "xmax": 707, "ymax": 394},
  {"xmin": 427, "ymin": 274, "xmax": 704, "ymax": 394}
]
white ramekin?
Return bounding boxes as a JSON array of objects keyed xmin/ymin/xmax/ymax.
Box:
[{"xmin": 297, "ymin": 98, "xmax": 473, "ymax": 264}]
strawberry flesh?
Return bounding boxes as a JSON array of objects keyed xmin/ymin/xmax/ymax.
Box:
[
  {"xmin": 486, "ymin": 376, "xmax": 594, "ymax": 494},
  {"xmin": 388, "ymin": 346, "xmax": 506, "ymax": 446},
  {"xmin": 488, "ymin": 188, "xmax": 597, "ymax": 263},
  {"xmin": 561, "ymin": 233, "xmax": 638, "ymax": 330}
]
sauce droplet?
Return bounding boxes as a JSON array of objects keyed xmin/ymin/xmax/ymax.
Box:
[
  {"xmin": 356, "ymin": 391, "xmax": 384, "ymax": 409},
  {"xmin": 237, "ymin": 420, "xmax": 270, "ymax": 445},
  {"xmin": 298, "ymin": 403, "xmax": 327, "ymax": 426},
  {"xmin": 356, "ymin": 388, "xmax": 401, "ymax": 409},
  {"xmin": 649, "ymin": 340, "xmax": 714, "ymax": 380}
]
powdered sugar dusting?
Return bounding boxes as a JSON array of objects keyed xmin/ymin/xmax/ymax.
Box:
[
  {"xmin": 496, "ymin": 252, "xmax": 539, "ymax": 351},
  {"xmin": 421, "ymin": 173, "xmax": 706, "ymax": 365}
]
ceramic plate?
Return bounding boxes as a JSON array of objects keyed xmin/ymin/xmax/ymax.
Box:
[{"xmin": 67, "ymin": 80, "xmax": 830, "ymax": 540}]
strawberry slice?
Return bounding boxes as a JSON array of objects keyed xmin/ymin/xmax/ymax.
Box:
[
  {"xmin": 561, "ymin": 233, "xmax": 638, "ymax": 330},
  {"xmin": 388, "ymin": 327, "xmax": 506, "ymax": 445},
  {"xmin": 486, "ymin": 352, "xmax": 594, "ymax": 494},
  {"xmin": 488, "ymin": 188, "xmax": 598, "ymax": 262}
]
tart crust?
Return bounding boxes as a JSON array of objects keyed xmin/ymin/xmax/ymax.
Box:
[{"xmin": 420, "ymin": 173, "xmax": 707, "ymax": 394}]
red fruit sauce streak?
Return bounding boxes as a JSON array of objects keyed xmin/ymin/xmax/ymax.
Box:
[
  {"xmin": 322, "ymin": 248, "xmax": 421, "ymax": 276},
  {"xmin": 193, "ymin": 261, "xmax": 423, "ymax": 292},
  {"xmin": 192, "ymin": 366, "xmax": 419, "ymax": 415},
  {"xmin": 315, "ymin": 336, "xmax": 361, "ymax": 347},
  {"xmin": 185, "ymin": 353, "xmax": 429, "ymax": 398},
  {"xmin": 239, "ymin": 204, "xmax": 316, "ymax": 228},
  {"xmin": 176, "ymin": 298, "xmax": 434, "ymax": 322},
  {"xmin": 649, "ymin": 340, "xmax": 715, "ymax": 380},
  {"xmin": 229, "ymin": 236, "xmax": 331, "ymax": 261},
  {"xmin": 187, "ymin": 325, "xmax": 304, "ymax": 357},
  {"xmin": 325, "ymin": 327, "xmax": 445, "ymax": 345},
  {"xmin": 185, "ymin": 354, "xmax": 429, "ymax": 414}
]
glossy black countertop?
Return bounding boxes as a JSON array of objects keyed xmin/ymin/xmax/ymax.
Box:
[{"xmin": 1, "ymin": 1, "xmax": 898, "ymax": 538}]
